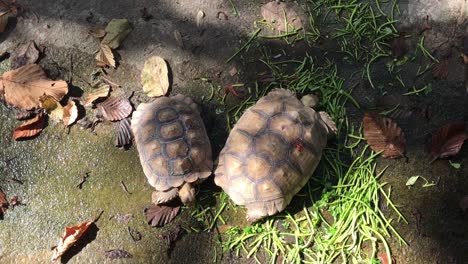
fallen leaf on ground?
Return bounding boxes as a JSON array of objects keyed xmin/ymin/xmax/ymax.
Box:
[
  {"xmin": 0, "ymin": 64, "xmax": 68, "ymax": 110},
  {"xmin": 390, "ymin": 35, "xmax": 407, "ymax": 58},
  {"xmin": 114, "ymin": 117, "xmax": 133, "ymax": 147},
  {"xmin": 363, "ymin": 112, "xmax": 406, "ymax": 158},
  {"xmin": 430, "ymin": 123, "xmax": 468, "ymax": 162},
  {"xmin": 0, "ymin": 9, "xmax": 9, "ymax": 32},
  {"xmin": 105, "ymin": 249, "xmax": 133, "ymax": 259},
  {"xmin": 97, "ymin": 96, "xmax": 132, "ymax": 121},
  {"xmin": 95, "ymin": 44, "xmax": 115, "ymax": 68},
  {"xmin": 432, "ymin": 58, "xmax": 449, "ymax": 79},
  {"xmin": 144, "ymin": 203, "xmax": 180, "ymax": 227},
  {"xmin": 83, "ymin": 83, "xmax": 110, "ymax": 106},
  {"xmin": 0, "ymin": 190, "xmax": 8, "ymax": 215},
  {"xmin": 101, "ymin": 19, "xmax": 132, "ymax": 49},
  {"xmin": 261, "ymin": 1, "xmax": 302, "ymax": 32},
  {"xmin": 196, "ymin": 10, "xmax": 205, "ymax": 27},
  {"xmin": 63, "ymin": 100, "xmax": 79, "ymax": 126},
  {"xmin": 39, "ymin": 94, "xmax": 64, "ymax": 121},
  {"xmin": 87, "ymin": 27, "xmax": 106, "ymax": 39},
  {"xmin": 51, "ymin": 221, "xmax": 93, "ymax": 262},
  {"xmin": 10, "ymin": 41, "xmax": 40, "ymax": 69},
  {"xmin": 140, "ymin": 56, "xmax": 169, "ymax": 97},
  {"xmin": 13, "ymin": 113, "xmax": 46, "ymax": 140}
]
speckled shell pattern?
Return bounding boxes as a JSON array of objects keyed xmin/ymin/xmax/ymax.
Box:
[
  {"xmin": 214, "ymin": 89, "xmax": 328, "ymax": 219},
  {"xmin": 131, "ymin": 94, "xmax": 213, "ymax": 192}
]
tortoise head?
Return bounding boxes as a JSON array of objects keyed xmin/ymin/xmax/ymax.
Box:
[{"xmin": 179, "ymin": 182, "xmax": 196, "ymax": 205}]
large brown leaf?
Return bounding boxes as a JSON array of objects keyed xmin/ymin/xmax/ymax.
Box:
[
  {"xmin": 363, "ymin": 112, "xmax": 406, "ymax": 158},
  {"xmin": 13, "ymin": 113, "xmax": 46, "ymax": 140},
  {"xmin": 430, "ymin": 123, "xmax": 468, "ymax": 162},
  {"xmin": 0, "ymin": 64, "xmax": 68, "ymax": 110},
  {"xmin": 97, "ymin": 96, "xmax": 132, "ymax": 121},
  {"xmin": 144, "ymin": 203, "xmax": 180, "ymax": 227},
  {"xmin": 261, "ymin": 1, "xmax": 302, "ymax": 32},
  {"xmin": 51, "ymin": 221, "xmax": 93, "ymax": 262}
]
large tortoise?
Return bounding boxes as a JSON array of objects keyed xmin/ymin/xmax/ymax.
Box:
[
  {"xmin": 131, "ymin": 94, "xmax": 213, "ymax": 204},
  {"xmin": 214, "ymin": 89, "xmax": 336, "ymax": 222}
]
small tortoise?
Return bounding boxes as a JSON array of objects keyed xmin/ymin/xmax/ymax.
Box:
[
  {"xmin": 131, "ymin": 94, "xmax": 213, "ymax": 204},
  {"xmin": 214, "ymin": 89, "xmax": 336, "ymax": 222}
]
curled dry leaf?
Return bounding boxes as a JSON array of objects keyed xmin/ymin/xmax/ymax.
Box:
[
  {"xmin": 51, "ymin": 221, "xmax": 93, "ymax": 262},
  {"xmin": 10, "ymin": 41, "xmax": 40, "ymax": 70},
  {"xmin": 430, "ymin": 123, "xmax": 468, "ymax": 162},
  {"xmin": 63, "ymin": 100, "xmax": 79, "ymax": 126},
  {"xmin": 87, "ymin": 27, "xmax": 106, "ymax": 39},
  {"xmin": 96, "ymin": 44, "xmax": 115, "ymax": 68},
  {"xmin": 104, "ymin": 249, "xmax": 133, "ymax": 259},
  {"xmin": 432, "ymin": 58, "xmax": 449, "ymax": 79},
  {"xmin": 140, "ymin": 56, "xmax": 170, "ymax": 97},
  {"xmin": 83, "ymin": 83, "xmax": 110, "ymax": 106},
  {"xmin": 0, "ymin": 64, "xmax": 68, "ymax": 110},
  {"xmin": 144, "ymin": 203, "xmax": 180, "ymax": 227},
  {"xmin": 13, "ymin": 113, "xmax": 46, "ymax": 140},
  {"xmin": 114, "ymin": 117, "xmax": 133, "ymax": 147},
  {"xmin": 261, "ymin": 1, "xmax": 302, "ymax": 32},
  {"xmin": 196, "ymin": 10, "xmax": 205, "ymax": 28},
  {"xmin": 101, "ymin": 18, "xmax": 132, "ymax": 49},
  {"xmin": 97, "ymin": 96, "xmax": 132, "ymax": 121},
  {"xmin": 363, "ymin": 112, "xmax": 406, "ymax": 158}
]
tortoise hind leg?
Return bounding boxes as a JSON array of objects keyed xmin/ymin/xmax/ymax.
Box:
[{"xmin": 152, "ymin": 188, "xmax": 179, "ymax": 205}]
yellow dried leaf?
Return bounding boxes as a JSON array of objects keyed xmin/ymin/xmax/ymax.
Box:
[
  {"xmin": 63, "ymin": 100, "xmax": 78, "ymax": 126},
  {"xmin": 83, "ymin": 83, "xmax": 110, "ymax": 106},
  {"xmin": 51, "ymin": 221, "xmax": 93, "ymax": 262},
  {"xmin": 140, "ymin": 56, "xmax": 169, "ymax": 97},
  {"xmin": 95, "ymin": 44, "xmax": 115, "ymax": 68},
  {"xmin": 0, "ymin": 64, "xmax": 68, "ymax": 110},
  {"xmin": 39, "ymin": 94, "xmax": 63, "ymax": 122}
]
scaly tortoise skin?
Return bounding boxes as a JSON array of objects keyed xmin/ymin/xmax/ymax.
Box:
[
  {"xmin": 131, "ymin": 94, "xmax": 212, "ymax": 204},
  {"xmin": 214, "ymin": 89, "xmax": 334, "ymax": 222}
]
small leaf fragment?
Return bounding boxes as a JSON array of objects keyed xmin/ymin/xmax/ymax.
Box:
[
  {"xmin": 363, "ymin": 112, "xmax": 406, "ymax": 158},
  {"xmin": 260, "ymin": 1, "xmax": 302, "ymax": 32},
  {"xmin": 10, "ymin": 41, "xmax": 40, "ymax": 70},
  {"xmin": 0, "ymin": 64, "xmax": 68, "ymax": 110},
  {"xmin": 196, "ymin": 10, "xmax": 205, "ymax": 27},
  {"xmin": 13, "ymin": 113, "xmax": 46, "ymax": 140},
  {"xmin": 97, "ymin": 96, "xmax": 132, "ymax": 121},
  {"xmin": 430, "ymin": 123, "xmax": 468, "ymax": 162},
  {"xmin": 140, "ymin": 56, "xmax": 170, "ymax": 97},
  {"xmin": 51, "ymin": 221, "xmax": 93, "ymax": 262},
  {"xmin": 144, "ymin": 203, "xmax": 180, "ymax": 227},
  {"xmin": 83, "ymin": 83, "xmax": 110, "ymax": 106},
  {"xmin": 101, "ymin": 19, "xmax": 132, "ymax": 49},
  {"xmin": 406, "ymin": 176, "xmax": 420, "ymax": 186},
  {"xmin": 105, "ymin": 249, "xmax": 133, "ymax": 259},
  {"xmin": 63, "ymin": 100, "xmax": 79, "ymax": 126},
  {"xmin": 95, "ymin": 44, "xmax": 115, "ymax": 68}
]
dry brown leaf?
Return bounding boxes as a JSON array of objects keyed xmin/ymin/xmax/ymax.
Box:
[
  {"xmin": 51, "ymin": 221, "xmax": 93, "ymax": 262},
  {"xmin": 87, "ymin": 27, "xmax": 106, "ymax": 39},
  {"xmin": 114, "ymin": 117, "xmax": 133, "ymax": 147},
  {"xmin": 432, "ymin": 58, "xmax": 449, "ymax": 79},
  {"xmin": 363, "ymin": 112, "xmax": 406, "ymax": 158},
  {"xmin": 95, "ymin": 44, "xmax": 115, "ymax": 68},
  {"xmin": 261, "ymin": 1, "xmax": 302, "ymax": 32},
  {"xmin": 430, "ymin": 123, "xmax": 468, "ymax": 162},
  {"xmin": 0, "ymin": 10, "xmax": 9, "ymax": 32},
  {"xmin": 0, "ymin": 64, "xmax": 68, "ymax": 110},
  {"xmin": 63, "ymin": 100, "xmax": 79, "ymax": 126},
  {"xmin": 97, "ymin": 96, "xmax": 132, "ymax": 121},
  {"xmin": 10, "ymin": 41, "xmax": 40, "ymax": 70},
  {"xmin": 144, "ymin": 203, "xmax": 180, "ymax": 227},
  {"xmin": 140, "ymin": 56, "xmax": 169, "ymax": 97},
  {"xmin": 83, "ymin": 83, "xmax": 110, "ymax": 106},
  {"xmin": 13, "ymin": 113, "xmax": 46, "ymax": 140}
]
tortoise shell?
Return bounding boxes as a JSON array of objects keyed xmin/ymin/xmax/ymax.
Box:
[
  {"xmin": 131, "ymin": 94, "xmax": 212, "ymax": 194},
  {"xmin": 214, "ymin": 89, "xmax": 330, "ymax": 221}
]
